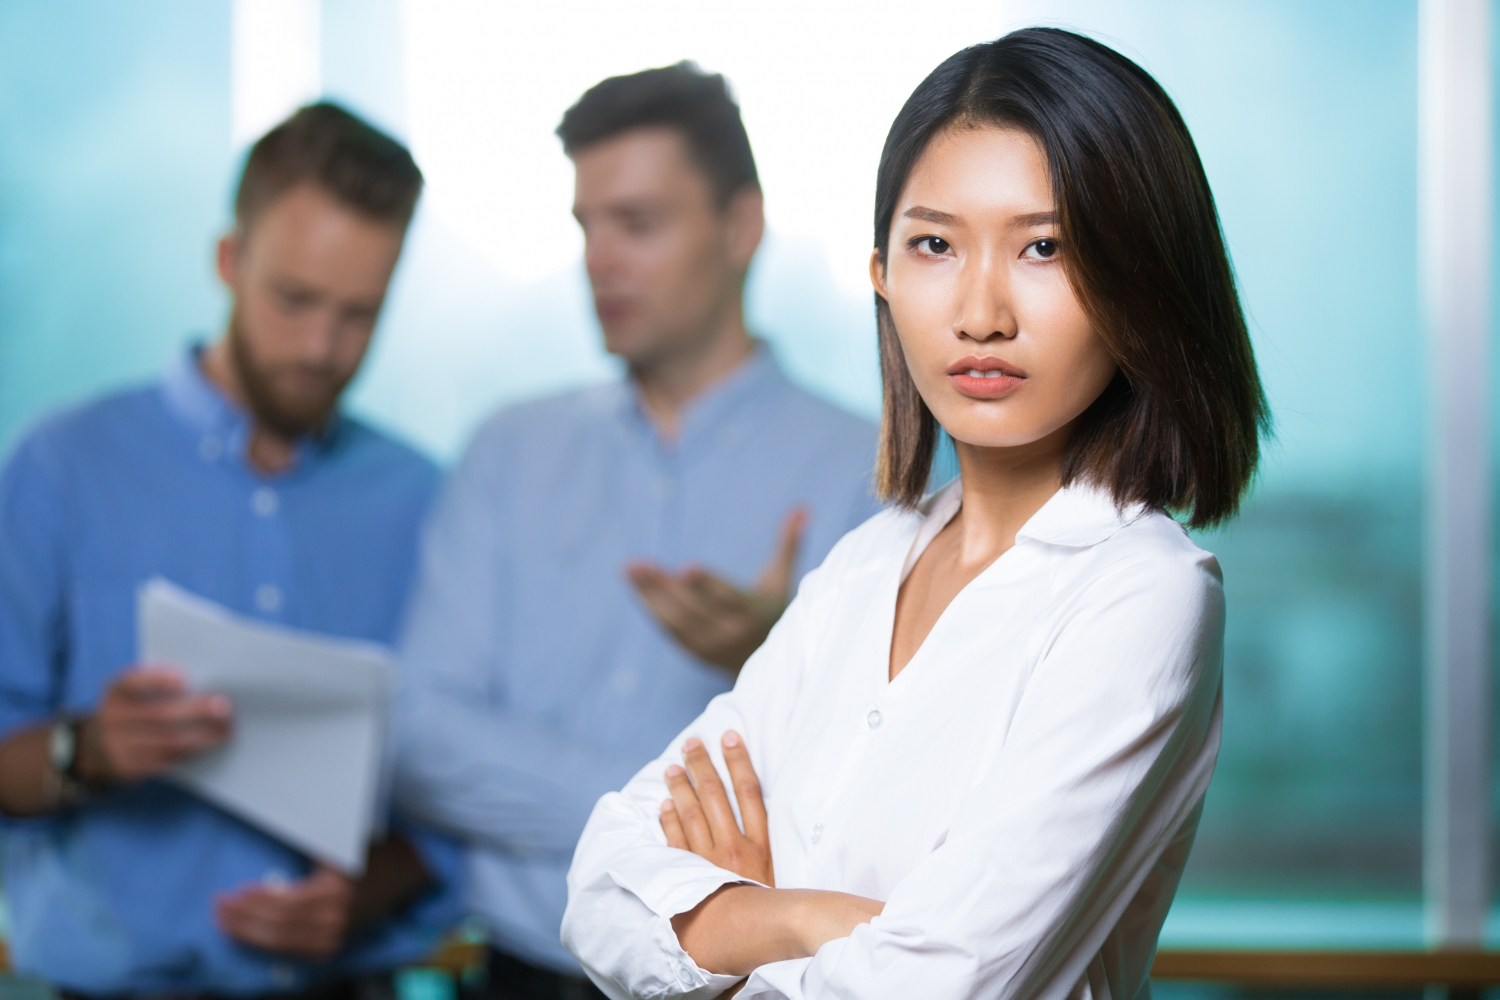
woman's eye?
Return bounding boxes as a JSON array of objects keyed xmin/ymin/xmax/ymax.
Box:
[
  {"xmin": 912, "ymin": 236, "xmax": 951, "ymax": 256},
  {"xmin": 1024, "ymin": 238, "xmax": 1061, "ymax": 260}
]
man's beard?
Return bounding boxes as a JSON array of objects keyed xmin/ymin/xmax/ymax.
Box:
[{"xmin": 227, "ymin": 314, "xmax": 351, "ymax": 440}]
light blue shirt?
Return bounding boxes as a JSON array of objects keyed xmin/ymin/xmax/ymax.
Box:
[
  {"xmin": 394, "ymin": 351, "xmax": 879, "ymax": 972},
  {"xmin": 0, "ymin": 350, "xmax": 462, "ymax": 995}
]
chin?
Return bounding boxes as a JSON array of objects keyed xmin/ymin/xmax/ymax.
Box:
[
  {"xmin": 600, "ymin": 326, "xmax": 644, "ymax": 358},
  {"xmin": 933, "ymin": 412, "xmax": 1048, "ymax": 453}
]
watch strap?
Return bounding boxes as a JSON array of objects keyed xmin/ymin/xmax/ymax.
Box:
[{"xmin": 48, "ymin": 718, "xmax": 87, "ymax": 806}]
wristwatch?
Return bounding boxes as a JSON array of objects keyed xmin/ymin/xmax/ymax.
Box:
[{"xmin": 48, "ymin": 718, "xmax": 87, "ymax": 806}]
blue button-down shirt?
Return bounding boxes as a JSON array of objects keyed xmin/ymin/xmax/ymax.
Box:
[
  {"xmin": 0, "ymin": 350, "xmax": 461, "ymax": 995},
  {"xmin": 393, "ymin": 350, "xmax": 879, "ymax": 972}
]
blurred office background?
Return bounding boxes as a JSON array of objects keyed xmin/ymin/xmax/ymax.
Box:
[{"xmin": 0, "ymin": 0, "xmax": 1491, "ymax": 990}]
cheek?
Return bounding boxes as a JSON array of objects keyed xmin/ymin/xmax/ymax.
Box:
[
  {"xmin": 238, "ymin": 289, "xmax": 291, "ymax": 342},
  {"xmin": 657, "ymin": 228, "xmax": 731, "ymax": 310},
  {"xmin": 885, "ymin": 261, "xmax": 957, "ymax": 383},
  {"xmin": 1034, "ymin": 321, "xmax": 1117, "ymax": 423},
  {"xmin": 332, "ymin": 330, "xmax": 374, "ymax": 375}
]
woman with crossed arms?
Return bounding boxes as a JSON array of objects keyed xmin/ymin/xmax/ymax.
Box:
[{"xmin": 563, "ymin": 27, "xmax": 1268, "ymax": 1000}]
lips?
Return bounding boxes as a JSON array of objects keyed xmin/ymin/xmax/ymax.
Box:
[
  {"xmin": 594, "ymin": 298, "xmax": 633, "ymax": 326},
  {"xmin": 946, "ymin": 355, "xmax": 1027, "ymax": 400}
]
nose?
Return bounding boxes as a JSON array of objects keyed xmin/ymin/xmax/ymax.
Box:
[
  {"xmin": 953, "ymin": 249, "xmax": 1017, "ymax": 343},
  {"xmin": 299, "ymin": 307, "xmax": 343, "ymax": 366},
  {"xmin": 583, "ymin": 231, "xmax": 620, "ymax": 288}
]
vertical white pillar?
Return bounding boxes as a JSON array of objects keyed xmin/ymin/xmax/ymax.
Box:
[
  {"xmin": 231, "ymin": 0, "xmax": 322, "ymax": 149},
  {"xmin": 1420, "ymin": 0, "xmax": 1493, "ymax": 949}
]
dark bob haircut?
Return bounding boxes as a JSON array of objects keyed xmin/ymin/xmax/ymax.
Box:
[
  {"xmin": 556, "ymin": 62, "xmax": 759, "ymax": 205},
  {"xmin": 235, "ymin": 102, "xmax": 423, "ymax": 233},
  {"xmin": 873, "ymin": 28, "xmax": 1268, "ymax": 529}
]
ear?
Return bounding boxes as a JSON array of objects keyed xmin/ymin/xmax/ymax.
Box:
[
  {"xmin": 869, "ymin": 247, "xmax": 889, "ymax": 300},
  {"xmin": 725, "ymin": 185, "xmax": 765, "ymax": 271},
  {"xmin": 215, "ymin": 231, "xmax": 241, "ymax": 289}
]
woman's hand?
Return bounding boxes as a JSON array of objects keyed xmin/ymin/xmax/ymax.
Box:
[
  {"xmin": 660, "ymin": 730, "xmax": 774, "ymax": 886},
  {"xmin": 659, "ymin": 731, "xmax": 884, "ymax": 978}
]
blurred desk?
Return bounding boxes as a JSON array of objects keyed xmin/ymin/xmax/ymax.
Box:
[
  {"xmin": 1151, "ymin": 949, "xmax": 1500, "ymax": 989},
  {"xmin": 423, "ymin": 939, "xmax": 484, "ymax": 974},
  {"xmin": 9, "ymin": 938, "xmax": 1500, "ymax": 989},
  {"xmin": 418, "ymin": 941, "xmax": 1500, "ymax": 989}
]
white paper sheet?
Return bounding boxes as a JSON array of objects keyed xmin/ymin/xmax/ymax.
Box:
[{"xmin": 137, "ymin": 578, "xmax": 394, "ymax": 873}]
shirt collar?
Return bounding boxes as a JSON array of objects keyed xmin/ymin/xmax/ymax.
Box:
[
  {"xmin": 159, "ymin": 345, "xmax": 341, "ymax": 470},
  {"xmin": 1017, "ymin": 481, "xmax": 1147, "ymax": 547},
  {"xmin": 912, "ymin": 477, "xmax": 1147, "ymax": 552},
  {"xmin": 161, "ymin": 346, "xmax": 245, "ymax": 443}
]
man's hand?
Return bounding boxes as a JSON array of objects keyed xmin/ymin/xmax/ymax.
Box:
[
  {"xmin": 627, "ymin": 508, "xmax": 807, "ymax": 674},
  {"xmin": 215, "ymin": 835, "xmax": 431, "ymax": 961},
  {"xmin": 215, "ymin": 865, "xmax": 353, "ymax": 960},
  {"xmin": 79, "ymin": 666, "xmax": 233, "ymax": 785},
  {"xmin": 660, "ymin": 731, "xmax": 774, "ymax": 886}
]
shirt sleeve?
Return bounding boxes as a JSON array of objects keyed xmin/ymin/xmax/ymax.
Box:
[
  {"xmin": 391, "ymin": 420, "xmax": 643, "ymax": 857},
  {"xmin": 0, "ymin": 431, "xmax": 70, "ymax": 746},
  {"xmin": 739, "ymin": 548, "xmax": 1225, "ymax": 1000},
  {"xmin": 561, "ymin": 562, "xmax": 828, "ymax": 1000}
]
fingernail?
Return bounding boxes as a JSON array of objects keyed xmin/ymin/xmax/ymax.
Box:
[
  {"xmin": 209, "ymin": 696, "xmax": 231, "ymax": 716},
  {"xmin": 722, "ymin": 731, "xmax": 741, "ymax": 748},
  {"xmin": 661, "ymin": 799, "xmax": 675, "ymax": 812},
  {"xmin": 665, "ymin": 765, "xmax": 684, "ymax": 778},
  {"xmin": 683, "ymin": 738, "xmax": 702, "ymax": 752}
]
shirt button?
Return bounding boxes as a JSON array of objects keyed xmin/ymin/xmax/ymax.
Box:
[
  {"xmin": 867, "ymin": 709, "xmax": 883, "ymax": 730},
  {"xmin": 250, "ymin": 487, "xmax": 279, "ymax": 517},
  {"xmin": 198, "ymin": 435, "xmax": 223, "ymax": 462},
  {"xmin": 255, "ymin": 584, "xmax": 283, "ymax": 612},
  {"xmin": 269, "ymin": 963, "xmax": 298, "ymax": 989},
  {"xmin": 611, "ymin": 669, "xmax": 639, "ymax": 695},
  {"xmin": 810, "ymin": 822, "xmax": 824, "ymax": 845}
]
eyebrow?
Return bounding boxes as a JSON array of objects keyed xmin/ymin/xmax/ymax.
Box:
[
  {"xmin": 902, "ymin": 206, "xmax": 959, "ymax": 225},
  {"xmin": 901, "ymin": 206, "xmax": 1060, "ymax": 227}
]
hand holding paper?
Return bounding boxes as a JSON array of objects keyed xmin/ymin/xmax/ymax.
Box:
[
  {"xmin": 80, "ymin": 666, "xmax": 233, "ymax": 784},
  {"xmin": 138, "ymin": 578, "xmax": 395, "ymax": 873}
]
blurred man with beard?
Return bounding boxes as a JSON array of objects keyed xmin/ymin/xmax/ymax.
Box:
[{"xmin": 0, "ymin": 104, "xmax": 459, "ymax": 997}]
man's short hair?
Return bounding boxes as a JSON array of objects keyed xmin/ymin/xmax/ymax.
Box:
[
  {"xmin": 234, "ymin": 102, "xmax": 423, "ymax": 233},
  {"xmin": 556, "ymin": 62, "xmax": 759, "ymax": 205}
]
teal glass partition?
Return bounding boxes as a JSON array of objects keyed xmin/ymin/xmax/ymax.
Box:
[
  {"xmin": 1055, "ymin": 0, "xmax": 1428, "ymax": 938},
  {"xmin": 0, "ymin": 2, "xmax": 231, "ymax": 442}
]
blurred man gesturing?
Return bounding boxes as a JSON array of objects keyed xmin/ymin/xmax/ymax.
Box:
[
  {"xmin": 0, "ymin": 104, "xmax": 460, "ymax": 996},
  {"xmin": 394, "ymin": 64, "xmax": 878, "ymax": 999}
]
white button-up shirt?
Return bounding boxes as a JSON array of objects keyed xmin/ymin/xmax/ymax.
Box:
[{"xmin": 563, "ymin": 481, "xmax": 1225, "ymax": 1000}]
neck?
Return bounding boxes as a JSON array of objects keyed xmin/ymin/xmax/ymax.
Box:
[
  {"xmin": 948, "ymin": 431, "xmax": 1068, "ymax": 565},
  {"xmin": 199, "ymin": 339, "xmax": 299, "ymax": 475},
  {"xmin": 631, "ymin": 295, "xmax": 755, "ymax": 438}
]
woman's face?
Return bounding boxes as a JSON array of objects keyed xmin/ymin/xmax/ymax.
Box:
[{"xmin": 872, "ymin": 125, "xmax": 1117, "ymax": 455}]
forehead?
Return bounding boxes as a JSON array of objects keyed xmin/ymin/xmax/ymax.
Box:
[
  {"xmin": 571, "ymin": 126, "xmax": 712, "ymax": 206},
  {"xmin": 241, "ymin": 184, "xmax": 403, "ymax": 290},
  {"xmin": 898, "ymin": 125, "xmax": 1053, "ymax": 217}
]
